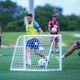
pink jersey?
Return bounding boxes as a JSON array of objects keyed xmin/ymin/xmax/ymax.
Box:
[{"xmin": 48, "ymin": 19, "xmax": 60, "ymax": 34}]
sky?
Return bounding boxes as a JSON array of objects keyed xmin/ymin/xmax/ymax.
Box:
[{"xmin": 11, "ymin": 0, "xmax": 80, "ymax": 15}]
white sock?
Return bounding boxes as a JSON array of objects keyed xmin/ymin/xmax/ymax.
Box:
[
  {"xmin": 26, "ymin": 59, "xmax": 31, "ymax": 65},
  {"xmin": 62, "ymin": 55, "xmax": 65, "ymax": 60}
]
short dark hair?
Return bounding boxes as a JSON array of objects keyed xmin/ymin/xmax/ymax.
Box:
[{"xmin": 27, "ymin": 13, "xmax": 33, "ymax": 17}]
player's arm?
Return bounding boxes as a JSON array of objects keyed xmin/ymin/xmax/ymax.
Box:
[
  {"xmin": 34, "ymin": 21, "xmax": 43, "ymax": 34},
  {"xmin": 38, "ymin": 27, "xmax": 43, "ymax": 34},
  {"xmin": 56, "ymin": 21, "xmax": 60, "ymax": 34},
  {"xmin": 62, "ymin": 42, "xmax": 78, "ymax": 60},
  {"xmin": 48, "ymin": 22, "xmax": 53, "ymax": 33}
]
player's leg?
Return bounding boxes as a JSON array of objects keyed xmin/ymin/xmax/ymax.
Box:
[
  {"xmin": 33, "ymin": 38, "xmax": 48, "ymax": 61},
  {"xmin": 0, "ymin": 36, "xmax": 1, "ymax": 48},
  {"xmin": 50, "ymin": 36, "xmax": 59, "ymax": 53},
  {"xmin": 26, "ymin": 48, "xmax": 32, "ymax": 65},
  {"xmin": 26, "ymin": 39, "xmax": 33, "ymax": 65},
  {"xmin": 54, "ymin": 37, "xmax": 59, "ymax": 53},
  {"xmin": 50, "ymin": 36, "xmax": 54, "ymax": 52},
  {"xmin": 35, "ymin": 51, "xmax": 47, "ymax": 61},
  {"xmin": 62, "ymin": 41, "xmax": 79, "ymax": 60}
]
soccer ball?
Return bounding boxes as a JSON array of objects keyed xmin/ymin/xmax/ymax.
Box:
[
  {"xmin": 38, "ymin": 59, "xmax": 46, "ymax": 66},
  {"xmin": 52, "ymin": 27, "xmax": 57, "ymax": 33}
]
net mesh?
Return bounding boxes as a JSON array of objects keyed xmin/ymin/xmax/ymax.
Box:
[{"xmin": 10, "ymin": 35, "xmax": 62, "ymax": 71}]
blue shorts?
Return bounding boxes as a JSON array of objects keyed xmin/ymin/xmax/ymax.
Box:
[
  {"xmin": 26, "ymin": 38, "xmax": 40, "ymax": 51},
  {"xmin": 76, "ymin": 41, "xmax": 80, "ymax": 48}
]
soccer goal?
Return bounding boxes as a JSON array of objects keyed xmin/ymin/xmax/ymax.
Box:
[{"xmin": 10, "ymin": 35, "xmax": 62, "ymax": 71}]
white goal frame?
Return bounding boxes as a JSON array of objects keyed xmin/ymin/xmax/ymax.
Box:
[{"xmin": 10, "ymin": 34, "xmax": 62, "ymax": 71}]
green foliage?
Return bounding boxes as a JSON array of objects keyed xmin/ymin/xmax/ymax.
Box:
[
  {"xmin": 35, "ymin": 4, "xmax": 80, "ymax": 31},
  {"xmin": 2, "ymin": 32, "xmax": 25, "ymax": 45},
  {"xmin": 0, "ymin": 47, "xmax": 80, "ymax": 80},
  {"xmin": 1, "ymin": 31, "xmax": 80, "ymax": 45},
  {"xmin": 57, "ymin": 15, "xmax": 80, "ymax": 31},
  {"xmin": 6, "ymin": 19, "xmax": 25, "ymax": 32},
  {"xmin": 0, "ymin": 0, "xmax": 27, "ymax": 31},
  {"xmin": 35, "ymin": 4, "xmax": 52, "ymax": 31},
  {"xmin": 0, "ymin": 1, "xmax": 80, "ymax": 32},
  {"xmin": 35, "ymin": 4, "xmax": 63, "ymax": 31}
]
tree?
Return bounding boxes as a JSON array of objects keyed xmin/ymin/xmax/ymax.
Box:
[
  {"xmin": 35, "ymin": 4, "xmax": 63, "ymax": 31},
  {"xmin": 0, "ymin": 0, "xmax": 27, "ymax": 31}
]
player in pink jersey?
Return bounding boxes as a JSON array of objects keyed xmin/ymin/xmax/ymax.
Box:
[{"xmin": 48, "ymin": 13, "xmax": 60, "ymax": 53}]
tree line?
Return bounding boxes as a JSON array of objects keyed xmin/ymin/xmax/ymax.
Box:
[{"xmin": 0, "ymin": 0, "xmax": 80, "ymax": 32}]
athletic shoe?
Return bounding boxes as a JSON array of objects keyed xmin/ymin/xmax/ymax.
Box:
[
  {"xmin": 46, "ymin": 56, "xmax": 49, "ymax": 61},
  {"xmin": 26, "ymin": 59, "xmax": 31, "ymax": 65}
]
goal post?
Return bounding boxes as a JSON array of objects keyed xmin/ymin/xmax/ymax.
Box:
[
  {"xmin": 10, "ymin": 35, "xmax": 62, "ymax": 71},
  {"xmin": 10, "ymin": 36, "xmax": 26, "ymax": 71}
]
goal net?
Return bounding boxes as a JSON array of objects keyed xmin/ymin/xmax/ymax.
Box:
[{"xmin": 10, "ymin": 35, "xmax": 62, "ymax": 71}]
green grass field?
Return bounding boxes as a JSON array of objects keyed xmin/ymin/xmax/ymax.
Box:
[
  {"xmin": 0, "ymin": 31, "xmax": 80, "ymax": 80},
  {"xmin": 2, "ymin": 31, "xmax": 80, "ymax": 45}
]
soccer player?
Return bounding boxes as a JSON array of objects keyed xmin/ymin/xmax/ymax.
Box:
[
  {"xmin": 0, "ymin": 26, "xmax": 2, "ymax": 48},
  {"xmin": 0, "ymin": 26, "xmax": 2, "ymax": 56},
  {"xmin": 62, "ymin": 41, "xmax": 80, "ymax": 60},
  {"xmin": 25, "ymin": 13, "xmax": 47, "ymax": 65},
  {"xmin": 48, "ymin": 13, "xmax": 60, "ymax": 53}
]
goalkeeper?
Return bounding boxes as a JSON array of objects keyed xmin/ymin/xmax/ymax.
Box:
[{"xmin": 25, "ymin": 13, "xmax": 47, "ymax": 65}]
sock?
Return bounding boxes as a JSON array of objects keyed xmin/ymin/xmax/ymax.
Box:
[{"xmin": 62, "ymin": 55, "xmax": 65, "ymax": 60}]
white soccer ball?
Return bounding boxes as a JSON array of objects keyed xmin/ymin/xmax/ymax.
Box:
[
  {"xmin": 52, "ymin": 27, "xmax": 57, "ymax": 33},
  {"xmin": 38, "ymin": 59, "xmax": 46, "ymax": 66}
]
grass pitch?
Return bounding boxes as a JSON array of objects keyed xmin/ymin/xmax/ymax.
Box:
[
  {"xmin": 0, "ymin": 46, "xmax": 80, "ymax": 80},
  {"xmin": 0, "ymin": 31, "xmax": 80, "ymax": 80}
]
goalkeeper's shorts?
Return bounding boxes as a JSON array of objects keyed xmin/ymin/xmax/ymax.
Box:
[
  {"xmin": 76, "ymin": 41, "xmax": 80, "ymax": 48},
  {"xmin": 26, "ymin": 38, "xmax": 40, "ymax": 51}
]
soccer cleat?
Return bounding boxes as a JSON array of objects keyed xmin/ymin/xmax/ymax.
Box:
[
  {"xmin": 54, "ymin": 49, "xmax": 59, "ymax": 53},
  {"xmin": 26, "ymin": 59, "xmax": 31, "ymax": 65},
  {"xmin": 51, "ymin": 49, "xmax": 59, "ymax": 54},
  {"xmin": 46, "ymin": 56, "xmax": 49, "ymax": 61},
  {"xmin": 51, "ymin": 50, "xmax": 54, "ymax": 53}
]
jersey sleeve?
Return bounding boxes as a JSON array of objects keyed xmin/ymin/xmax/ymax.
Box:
[
  {"xmin": 34, "ymin": 21, "xmax": 40, "ymax": 29},
  {"xmin": 48, "ymin": 21, "xmax": 51, "ymax": 27}
]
